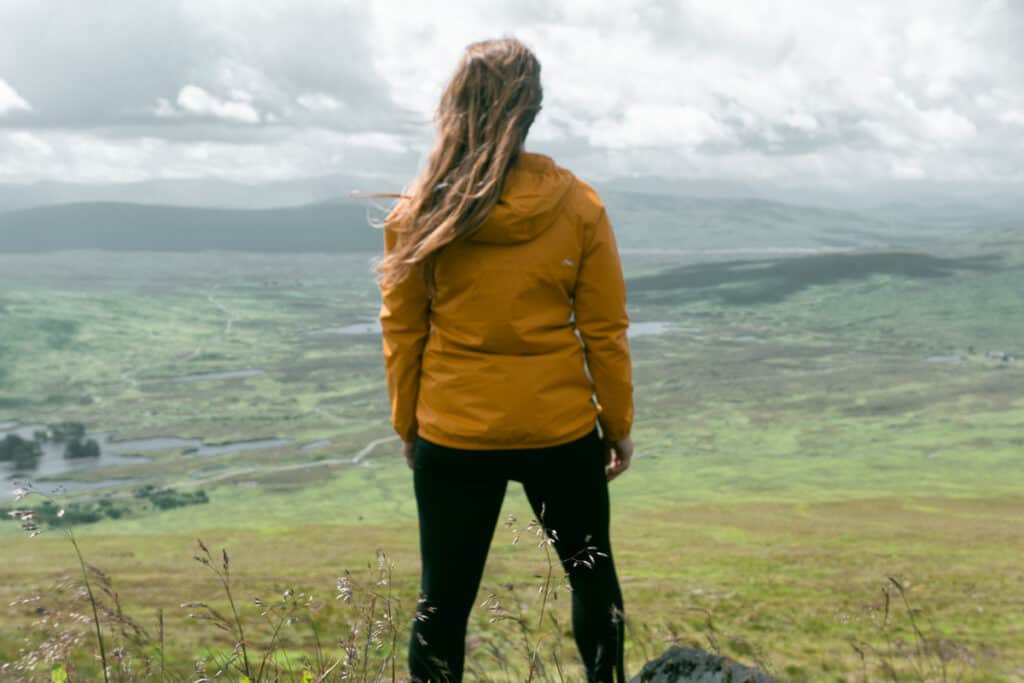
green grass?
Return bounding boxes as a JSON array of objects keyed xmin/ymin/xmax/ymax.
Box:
[{"xmin": 1, "ymin": 241, "xmax": 1023, "ymax": 680}]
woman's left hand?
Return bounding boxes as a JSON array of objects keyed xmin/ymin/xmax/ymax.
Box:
[
  {"xmin": 402, "ymin": 440, "xmax": 415, "ymax": 468},
  {"xmin": 604, "ymin": 436, "xmax": 633, "ymax": 482}
]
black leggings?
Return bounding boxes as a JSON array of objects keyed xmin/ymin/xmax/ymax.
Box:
[{"xmin": 408, "ymin": 427, "xmax": 626, "ymax": 683}]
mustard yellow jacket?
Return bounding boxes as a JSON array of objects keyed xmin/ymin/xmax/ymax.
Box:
[{"xmin": 379, "ymin": 152, "xmax": 633, "ymax": 449}]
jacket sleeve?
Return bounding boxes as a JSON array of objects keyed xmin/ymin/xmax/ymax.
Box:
[
  {"xmin": 378, "ymin": 220, "xmax": 430, "ymax": 443},
  {"xmin": 573, "ymin": 194, "xmax": 634, "ymax": 442}
]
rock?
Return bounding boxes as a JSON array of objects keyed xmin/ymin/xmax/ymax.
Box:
[{"xmin": 629, "ymin": 646, "xmax": 775, "ymax": 683}]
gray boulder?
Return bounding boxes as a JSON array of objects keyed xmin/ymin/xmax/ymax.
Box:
[{"xmin": 629, "ymin": 646, "xmax": 775, "ymax": 683}]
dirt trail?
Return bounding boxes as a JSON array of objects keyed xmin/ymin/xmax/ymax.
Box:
[
  {"xmin": 206, "ymin": 288, "xmax": 235, "ymax": 337},
  {"xmin": 177, "ymin": 284, "xmax": 237, "ymax": 361},
  {"xmin": 186, "ymin": 435, "xmax": 400, "ymax": 486}
]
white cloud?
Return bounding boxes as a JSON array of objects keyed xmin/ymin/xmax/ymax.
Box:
[
  {"xmin": 590, "ymin": 106, "xmax": 731, "ymax": 149},
  {"xmin": 0, "ymin": 132, "xmax": 156, "ymax": 183},
  {"xmin": 362, "ymin": 0, "xmax": 1023, "ymax": 187},
  {"xmin": 341, "ymin": 131, "xmax": 406, "ymax": 154},
  {"xmin": 175, "ymin": 84, "xmax": 261, "ymax": 123},
  {"xmin": 0, "ymin": 78, "xmax": 32, "ymax": 114},
  {"xmin": 153, "ymin": 97, "xmax": 178, "ymax": 118},
  {"xmin": 297, "ymin": 93, "xmax": 343, "ymax": 113},
  {"xmin": 890, "ymin": 158, "xmax": 926, "ymax": 179},
  {"xmin": 858, "ymin": 121, "xmax": 912, "ymax": 150},
  {"xmin": 917, "ymin": 108, "xmax": 977, "ymax": 144},
  {"xmin": 10, "ymin": 131, "xmax": 52, "ymax": 155},
  {"xmin": 1, "ymin": 0, "xmax": 1023, "ymax": 189},
  {"xmin": 784, "ymin": 113, "xmax": 820, "ymax": 132},
  {"xmin": 1000, "ymin": 111, "xmax": 1024, "ymax": 126},
  {"xmin": 0, "ymin": 128, "xmax": 414, "ymax": 184}
]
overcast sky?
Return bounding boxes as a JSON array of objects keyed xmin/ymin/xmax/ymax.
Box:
[{"xmin": 1, "ymin": 0, "xmax": 1022, "ymax": 193}]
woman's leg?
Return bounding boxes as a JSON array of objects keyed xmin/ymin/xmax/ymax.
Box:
[
  {"xmin": 520, "ymin": 428, "xmax": 627, "ymax": 683},
  {"xmin": 409, "ymin": 436, "xmax": 509, "ymax": 683}
]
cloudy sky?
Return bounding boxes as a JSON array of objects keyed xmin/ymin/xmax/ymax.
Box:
[{"xmin": 1, "ymin": 0, "xmax": 1022, "ymax": 193}]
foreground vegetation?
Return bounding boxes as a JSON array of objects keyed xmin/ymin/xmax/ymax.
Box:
[
  {"xmin": 1, "ymin": 240, "xmax": 1022, "ymax": 680},
  {"xmin": 5, "ymin": 487, "xmax": 1020, "ymax": 681}
]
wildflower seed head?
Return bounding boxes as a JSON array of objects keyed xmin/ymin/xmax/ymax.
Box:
[{"xmin": 335, "ymin": 576, "xmax": 353, "ymax": 602}]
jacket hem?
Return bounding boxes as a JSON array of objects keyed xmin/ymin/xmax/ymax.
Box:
[{"xmin": 415, "ymin": 418, "xmax": 598, "ymax": 451}]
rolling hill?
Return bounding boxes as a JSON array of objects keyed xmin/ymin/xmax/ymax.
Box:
[
  {"xmin": 1, "ymin": 191, "xmax": 1019, "ymax": 254},
  {"xmin": 0, "ymin": 200, "xmax": 383, "ymax": 253}
]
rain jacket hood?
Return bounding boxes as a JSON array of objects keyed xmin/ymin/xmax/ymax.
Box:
[{"xmin": 469, "ymin": 153, "xmax": 575, "ymax": 245}]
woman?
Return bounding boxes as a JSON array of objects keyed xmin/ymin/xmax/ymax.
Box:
[{"xmin": 375, "ymin": 36, "xmax": 634, "ymax": 683}]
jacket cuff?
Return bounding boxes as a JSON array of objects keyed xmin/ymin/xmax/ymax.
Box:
[
  {"xmin": 395, "ymin": 423, "xmax": 418, "ymax": 443},
  {"xmin": 598, "ymin": 417, "xmax": 631, "ymax": 442},
  {"xmin": 602, "ymin": 428, "xmax": 630, "ymax": 442}
]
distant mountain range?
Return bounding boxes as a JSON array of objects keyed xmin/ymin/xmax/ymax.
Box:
[
  {"xmin": 0, "ymin": 174, "xmax": 1020, "ymax": 254},
  {"xmin": 0, "ymin": 174, "xmax": 392, "ymax": 213},
  {"xmin": 600, "ymin": 191, "xmax": 895, "ymax": 251},
  {"xmin": 0, "ymin": 201, "xmax": 382, "ymax": 253}
]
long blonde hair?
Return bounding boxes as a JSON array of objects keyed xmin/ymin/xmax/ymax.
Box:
[{"xmin": 374, "ymin": 37, "xmax": 543, "ymax": 295}]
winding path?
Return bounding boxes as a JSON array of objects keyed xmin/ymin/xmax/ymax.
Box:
[
  {"xmin": 206, "ymin": 288, "xmax": 236, "ymax": 337},
  {"xmin": 186, "ymin": 434, "xmax": 400, "ymax": 487},
  {"xmin": 176, "ymin": 284, "xmax": 237, "ymax": 361}
]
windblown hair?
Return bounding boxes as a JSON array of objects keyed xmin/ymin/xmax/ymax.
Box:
[{"xmin": 375, "ymin": 36, "xmax": 543, "ymax": 295}]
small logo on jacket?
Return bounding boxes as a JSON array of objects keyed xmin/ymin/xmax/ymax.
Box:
[{"xmin": 562, "ymin": 258, "xmax": 574, "ymax": 267}]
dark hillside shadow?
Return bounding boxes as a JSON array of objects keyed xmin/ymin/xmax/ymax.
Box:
[{"xmin": 627, "ymin": 252, "xmax": 1002, "ymax": 305}]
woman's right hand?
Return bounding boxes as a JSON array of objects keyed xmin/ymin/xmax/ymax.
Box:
[{"xmin": 604, "ymin": 436, "xmax": 633, "ymax": 481}]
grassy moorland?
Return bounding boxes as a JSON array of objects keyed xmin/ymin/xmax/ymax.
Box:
[{"xmin": 1, "ymin": 238, "xmax": 1022, "ymax": 681}]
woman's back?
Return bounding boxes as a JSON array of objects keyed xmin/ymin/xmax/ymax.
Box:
[
  {"xmin": 414, "ymin": 152, "xmax": 632, "ymax": 449},
  {"xmin": 380, "ymin": 151, "xmax": 633, "ymax": 450}
]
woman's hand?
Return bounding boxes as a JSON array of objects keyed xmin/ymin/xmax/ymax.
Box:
[
  {"xmin": 604, "ymin": 436, "xmax": 633, "ymax": 481},
  {"xmin": 402, "ymin": 440, "xmax": 416, "ymax": 469}
]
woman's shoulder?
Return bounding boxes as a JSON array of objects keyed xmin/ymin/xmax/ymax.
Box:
[
  {"xmin": 560, "ymin": 166, "xmax": 607, "ymax": 224},
  {"xmin": 524, "ymin": 153, "xmax": 605, "ymax": 213},
  {"xmin": 512, "ymin": 151, "xmax": 605, "ymax": 225}
]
